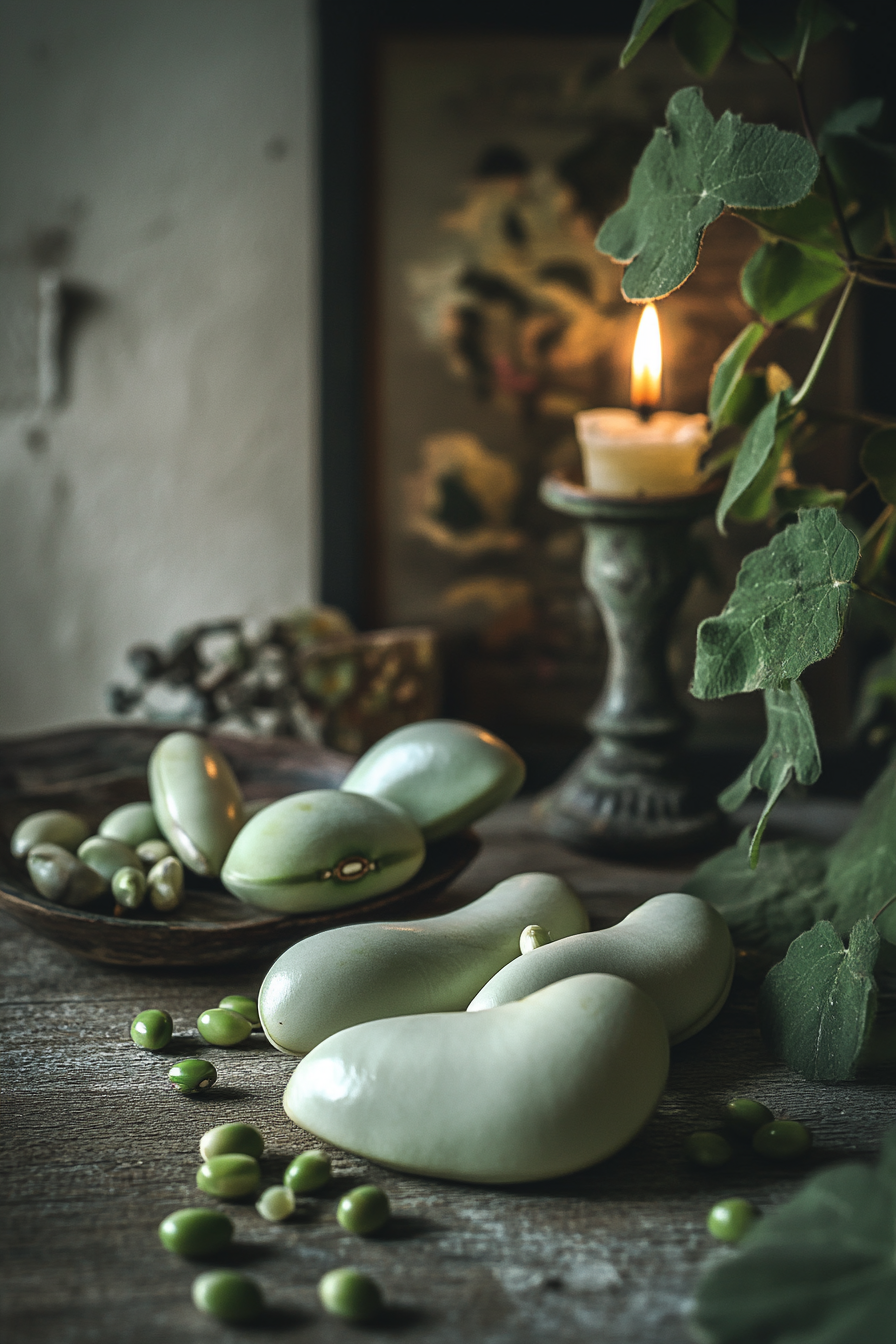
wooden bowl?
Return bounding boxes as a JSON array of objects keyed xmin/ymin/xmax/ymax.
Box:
[{"xmin": 0, "ymin": 725, "xmax": 480, "ymax": 968}]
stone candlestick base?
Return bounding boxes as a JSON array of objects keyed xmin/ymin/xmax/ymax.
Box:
[{"xmin": 534, "ymin": 473, "xmax": 723, "ymax": 857}]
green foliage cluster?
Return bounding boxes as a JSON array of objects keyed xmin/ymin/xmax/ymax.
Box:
[
  {"xmin": 606, "ymin": 0, "xmax": 896, "ymax": 1120},
  {"xmin": 692, "ymin": 1131, "xmax": 896, "ymax": 1343}
]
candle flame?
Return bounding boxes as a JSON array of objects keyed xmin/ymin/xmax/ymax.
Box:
[{"xmin": 631, "ymin": 303, "xmax": 662, "ymax": 414}]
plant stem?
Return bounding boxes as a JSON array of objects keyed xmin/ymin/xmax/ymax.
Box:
[
  {"xmin": 790, "ymin": 274, "xmax": 857, "ymax": 409},
  {"xmin": 845, "ymin": 478, "xmax": 873, "ymax": 506},
  {"xmin": 805, "ymin": 409, "xmax": 896, "ymax": 430},
  {"xmin": 872, "ymin": 892, "xmax": 896, "ymax": 925},
  {"xmin": 860, "ymin": 504, "xmax": 895, "ymax": 550},
  {"xmin": 855, "ymin": 271, "xmax": 896, "ymax": 291},
  {"xmin": 851, "ymin": 583, "xmax": 896, "ymax": 611}
]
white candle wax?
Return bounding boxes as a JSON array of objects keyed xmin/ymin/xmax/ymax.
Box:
[{"xmin": 574, "ymin": 408, "xmax": 710, "ymax": 499}]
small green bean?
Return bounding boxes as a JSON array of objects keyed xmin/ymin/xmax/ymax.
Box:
[
  {"xmin": 197, "ymin": 1007, "xmax": 253, "ymax": 1046},
  {"xmin": 218, "ymin": 994, "xmax": 260, "ymax": 1028},
  {"xmin": 200, "ymin": 1122, "xmax": 264, "ymax": 1160},
  {"xmin": 685, "ymin": 1131, "xmax": 732, "ymax": 1167},
  {"xmin": 284, "ymin": 1149, "xmax": 331, "ymax": 1194},
  {"xmin": 318, "ymin": 1267, "xmax": 382, "ymax": 1322},
  {"xmin": 129, "ymin": 1009, "xmax": 173, "ymax": 1051},
  {"xmin": 168, "ymin": 1058, "xmax": 217, "ymax": 1093},
  {"xmin": 196, "ymin": 1154, "xmax": 260, "ymax": 1199},
  {"xmin": 191, "ymin": 1270, "xmax": 263, "ymax": 1323},
  {"xmin": 752, "ymin": 1119, "xmax": 812, "ymax": 1160},
  {"xmin": 707, "ymin": 1197, "xmax": 758, "ymax": 1243},
  {"xmin": 336, "ymin": 1184, "xmax": 390, "ymax": 1236},
  {"xmin": 256, "ymin": 1186, "xmax": 295, "ymax": 1222},
  {"xmin": 723, "ymin": 1097, "xmax": 774, "ymax": 1137},
  {"xmin": 158, "ymin": 1207, "xmax": 233, "ymax": 1256}
]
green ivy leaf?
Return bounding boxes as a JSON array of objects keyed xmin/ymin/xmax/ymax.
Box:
[
  {"xmin": 861, "ymin": 427, "xmax": 896, "ymax": 506},
  {"xmin": 739, "ymin": 0, "xmax": 853, "ymax": 62},
  {"xmin": 691, "ymin": 1131, "xmax": 896, "ymax": 1344},
  {"xmin": 683, "ymin": 830, "xmax": 829, "ymax": 955},
  {"xmin": 736, "ymin": 191, "xmax": 839, "ymax": 251},
  {"xmin": 619, "ymin": 0, "xmax": 694, "ymax": 68},
  {"xmin": 820, "ymin": 98, "xmax": 896, "ymax": 212},
  {"xmin": 758, "ymin": 918, "xmax": 879, "ymax": 1082},
  {"xmin": 826, "ymin": 759, "xmax": 896, "ymax": 949},
  {"xmin": 596, "ymin": 88, "xmax": 819, "ymax": 301},
  {"xmin": 692, "ymin": 507, "xmax": 859, "ymax": 699},
  {"xmin": 715, "ymin": 393, "xmax": 786, "ymax": 534},
  {"xmin": 741, "ymin": 241, "xmax": 846, "ymax": 323},
  {"xmin": 708, "ymin": 322, "xmax": 766, "ymax": 428},
  {"xmin": 672, "ymin": 0, "xmax": 735, "ymax": 76},
  {"xmin": 719, "ymin": 680, "xmax": 821, "ymax": 867}
]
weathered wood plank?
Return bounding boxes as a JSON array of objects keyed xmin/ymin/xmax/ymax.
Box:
[{"xmin": 2, "ymin": 798, "xmax": 894, "ymax": 1344}]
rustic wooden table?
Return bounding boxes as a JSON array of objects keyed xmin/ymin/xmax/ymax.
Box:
[{"xmin": 2, "ymin": 796, "xmax": 894, "ymax": 1344}]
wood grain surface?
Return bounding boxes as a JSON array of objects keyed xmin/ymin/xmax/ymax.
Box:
[{"xmin": 3, "ymin": 798, "xmax": 894, "ymax": 1344}]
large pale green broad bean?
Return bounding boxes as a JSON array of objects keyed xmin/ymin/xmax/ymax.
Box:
[
  {"xmin": 259, "ymin": 872, "xmax": 589, "ymax": 1054},
  {"xmin": 468, "ymin": 892, "xmax": 734, "ymax": 1043},
  {"xmin": 339, "ymin": 719, "xmax": 525, "ymax": 840},
  {"xmin": 283, "ymin": 973, "xmax": 668, "ymax": 1184}
]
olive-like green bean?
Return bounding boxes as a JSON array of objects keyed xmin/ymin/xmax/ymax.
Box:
[
  {"xmin": 519, "ymin": 924, "xmax": 552, "ymax": 955},
  {"xmin": 158, "ymin": 1207, "xmax": 233, "ymax": 1256},
  {"xmin": 197, "ymin": 1008, "xmax": 253, "ymax": 1046},
  {"xmin": 336, "ymin": 1184, "xmax": 390, "ymax": 1235},
  {"xmin": 752, "ymin": 1119, "xmax": 812, "ymax": 1160},
  {"xmin": 137, "ymin": 839, "xmax": 173, "ymax": 867},
  {"xmin": 218, "ymin": 994, "xmax": 260, "ymax": 1028},
  {"xmin": 707, "ymin": 1197, "xmax": 758, "ymax": 1242},
  {"xmin": 283, "ymin": 1149, "xmax": 331, "ymax": 1193},
  {"xmin": 129, "ymin": 1009, "xmax": 173, "ymax": 1050},
  {"xmin": 147, "ymin": 855, "xmax": 184, "ymax": 912},
  {"xmin": 191, "ymin": 1270, "xmax": 263, "ymax": 1323},
  {"xmin": 196, "ymin": 1154, "xmax": 261, "ymax": 1199},
  {"xmin": 723, "ymin": 1097, "xmax": 774, "ymax": 1137},
  {"xmin": 12, "ymin": 809, "xmax": 89, "ymax": 858},
  {"xmin": 112, "ymin": 866, "xmax": 146, "ymax": 910},
  {"xmin": 255, "ymin": 1186, "xmax": 295, "ymax": 1222},
  {"xmin": 99, "ymin": 802, "xmax": 162, "ymax": 847},
  {"xmin": 318, "ymin": 1267, "xmax": 382, "ymax": 1322},
  {"xmin": 685, "ymin": 1131, "xmax": 732, "ymax": 1167},
  {"xmin": 200, "ymin": 1122, "xmax": 264, "ymax": 1160},
  {"xmin": 168, "ymin": 1058, "xmax": 217, "ymax": 1093}
]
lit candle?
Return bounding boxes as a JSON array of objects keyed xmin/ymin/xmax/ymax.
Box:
[{"xmin": 575, "ymin": 304, "xmax": 710, "ymax": 499}]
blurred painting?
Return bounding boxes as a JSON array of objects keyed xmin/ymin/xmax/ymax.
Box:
[{"xmin": 374, "ymin": 35, "xmax": 849, "ymax": 758}]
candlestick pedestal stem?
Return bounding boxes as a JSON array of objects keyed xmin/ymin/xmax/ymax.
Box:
[{"xmin": 534, "ymin": 474, "xmax": 722, "ymax": 856}]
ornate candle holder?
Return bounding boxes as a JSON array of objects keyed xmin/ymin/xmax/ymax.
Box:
[{"xmin": 534, "ymin": 473, "xmax": 723, "ymax": 857}]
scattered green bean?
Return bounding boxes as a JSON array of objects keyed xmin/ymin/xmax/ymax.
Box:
[
  {"xmin": 752, "ymin": 1119, "xmax": 812, "ymax": 1160},
  {"xmin": 685, "ymin": 1131, "xmax": 732, "ymax": 1167},
  {"xmin": 707, "ymin": 1197, "xmax": 758, "ymax": 1243},
  {"xmin": 284, "ymin": 1149, "xmax": 331, "ymax": 1194},
  {"xmin": 147, "ymin": 855, "xmax": 184, "ymax": 912},
  {"xmin": 158, "ymin": 1207, "xmax": 233, "ymax": 1256},
  {"xmin": 129, "ymin": 1009, "xmax": 173, "ymax": 1051},
  {"xmin": 318, "ymin": 1267, "xmax": 382, "ymax": 1322},
  {"xmin": 137, "ymin": 839, "xmax": 173, "ymax": 867},
  {"xmin": 196, "ymin": 1153, "xmax": 260, "ymax": 1199},
  {"xmin": 519, "ymin": 924, "xmax": 552, "ymax": 955},
  {"xmin": 111, "ymin": 865, "xmax": 146, "ymax": 910},
  {"xmin": 724, "ymin": 1097, "xmax": 775, "ymax": 1138},
  {"xmin": 218, "ymin": 994, "xmax": 260, "ymax": 1028},
  {"xmin": 256, "ymin": 1185, "xmax": 295, "ymax": 1222},
  {"xmin": 197, "ymin": 1007, "xmax": 253, "ymax": 1046},
  {"xmin": 336, "ymin": 1184, "xmax": 390, "ymax": 1236},
  {"xmin": 191, "ymin": 1270, "xmax": 263, "ymax": 1323},
  {"xmin": 168, "ymin": 1058, "xmax": 217, "ymax": 1093},
  {"xmin": 200, "ymin": 1122, "xmax": 264, "ymax": 1160}
]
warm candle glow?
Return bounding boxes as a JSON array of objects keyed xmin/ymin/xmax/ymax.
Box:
[{"xmin": 630, "ymin": 303, "xmax": 662, "ymax": 414}]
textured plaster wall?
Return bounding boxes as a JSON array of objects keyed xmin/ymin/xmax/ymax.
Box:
[{"xmin": 0, "ymin": 0, "xmax": 318, "ymax": 733}]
